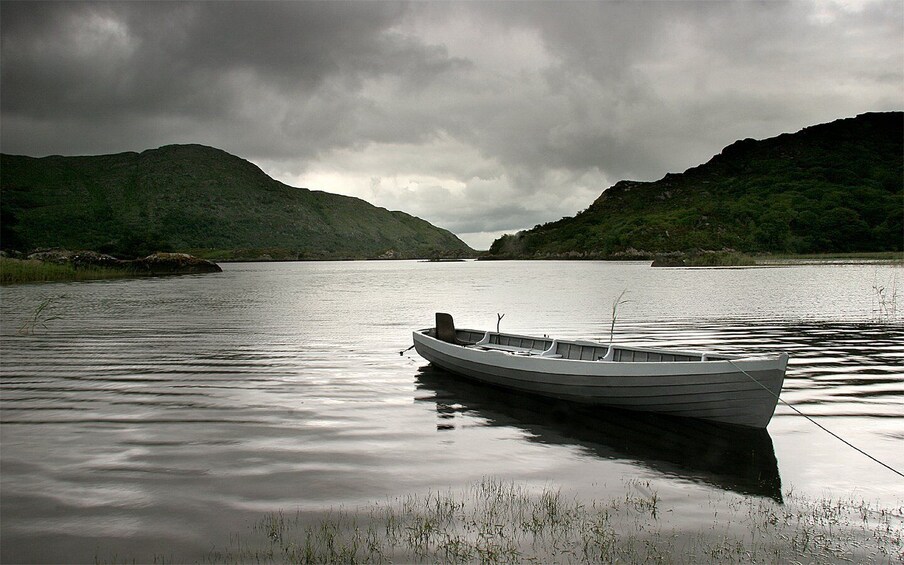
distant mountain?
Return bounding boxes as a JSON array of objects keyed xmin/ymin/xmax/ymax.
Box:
[
  {"xmin": 0, "ymin": 144, "xmax": 473, "ymax": 260},
  {"xmin": 485, "ymin": 112, "xmax": 902, "ymax": 259}
]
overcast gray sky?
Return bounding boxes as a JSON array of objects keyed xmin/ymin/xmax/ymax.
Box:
[{"xmin": 2, "ymin": 1, "xmax": 901, "ymax": 249}]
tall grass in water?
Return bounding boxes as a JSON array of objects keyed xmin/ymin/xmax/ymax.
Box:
[
  {"xmin": 872, "ymin": 269, "xmax": 899, "ymax": 322},
  {"xmin": 608, "ymin": 289, "xmax": 630, "ymax": 345},
  {"xmin": 17, "ymin": 295, "xmax": 65, "ymax": 335},
  {"xmin": 0, "ymin": 257, "xmax": 132, "ymax": 285},
  {"xmin": 202, "ymin": 478, "xmax": 903, "ymax": 565}
]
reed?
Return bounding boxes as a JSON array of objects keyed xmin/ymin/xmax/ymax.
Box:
[
  {"xmin": 872, "ymin": 269, "xmax": 899, "ymax": 321},
  {"xmin": 203, "ymin": 479, "xmax": 903, "ymax": 565},
  {"xmin": 17, "ymin": 295, "xmax": 65, "ymax": 335},
  {"xmin": 609, "ymin": 289, "xmax": 630, "ymax": 345},
  {"xmin": 0, "ymin": 257, "xmax": 132, "ymax": 285}
]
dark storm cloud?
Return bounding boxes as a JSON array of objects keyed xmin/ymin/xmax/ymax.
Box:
[
  {"xmin": 456, "ymin": 0, "xmax": 903, "ymax": 182},
  {"xmin": 1, "ymin": 1, "xmax": 901, "ymax": 248},
  {"xmin": 0, "ymin": 1, "xmax": 460, "ymax": 156}
]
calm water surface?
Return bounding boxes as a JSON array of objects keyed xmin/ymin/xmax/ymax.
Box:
[{"xmin": 1, "ymin": 260, "xmax": 902, "ymax": 562}]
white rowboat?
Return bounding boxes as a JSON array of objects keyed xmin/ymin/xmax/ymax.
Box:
[{"xmin": 412, "ymin": 313, "xmax": 789, "ymax": 429}]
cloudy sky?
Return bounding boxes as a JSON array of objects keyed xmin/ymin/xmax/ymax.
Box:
[{"xmin": 2, "ymin": 1, "xmax": 901, "ymax": 249}]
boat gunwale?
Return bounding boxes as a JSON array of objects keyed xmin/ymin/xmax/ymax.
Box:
[{"xmin": 415, "ymin": 327, "xmax": 786, "ymax": 365}]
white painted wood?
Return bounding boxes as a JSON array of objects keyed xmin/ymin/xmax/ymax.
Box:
[{"xmin": 413, "ymin": 325, "xmax": 788, "ymax": 429}]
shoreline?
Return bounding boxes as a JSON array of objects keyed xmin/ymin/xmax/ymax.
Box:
[
  {"xmin": 0, "ymin": 252, "xmax": 222, "ymax": 285},
  {"xmin": 3, "ymin": 250, "xmax": 901, "ymax": 285},
  {"xmin": 479, "ymin": 250, "xmax": 904, "ymax": 263},
  {"xmin": 83, "ymin": 479, "xmax": 903, "ymax": 565}
]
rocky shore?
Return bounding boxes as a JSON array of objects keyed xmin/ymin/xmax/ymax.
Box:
[{"xmin": 17, "ymin": 250, "xmax": 222, "ymax": 276}]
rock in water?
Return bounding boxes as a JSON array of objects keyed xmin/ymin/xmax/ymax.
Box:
[{"xmin": 129, "ymin": 253, "xmax": 223, "ymax": 275}]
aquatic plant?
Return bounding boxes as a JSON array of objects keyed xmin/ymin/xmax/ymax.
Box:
[
  {"xmin": 0, "ymin": 257, "xmax": 130, "ymax": 285},
  {"xmin": 609, "ymin": 289, "xmax": 630, "ymax": 345},
  {"xmin": 17, "ymin": 295, "xmax": 65, "ymax": 335},
  {"xmin": 872, "ymin": 270, "xmax": 899, "ymax": 321},
  {"xmin": 202, "ymin": 478, "xmax": 903, "ymax": 564}
]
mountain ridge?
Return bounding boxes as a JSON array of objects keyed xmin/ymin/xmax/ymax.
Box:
[
  {"xmin": 486, "ymin": 112, "xmax": 902, "ymax": 259},
  {"xmin": 1, "ymin": 144, "xmax": 474, "ymax": 260}
]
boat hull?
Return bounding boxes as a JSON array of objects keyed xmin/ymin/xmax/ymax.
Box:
[{"xmin": 413, "ymin": 329, "xmax": 787, "ymax": 428}]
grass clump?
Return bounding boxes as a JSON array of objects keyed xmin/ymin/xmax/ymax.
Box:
[
  {"xmin": 204, "ymin": 479, "xmax": 903, "ymax": 564},
  {"xmin": 681, "ymin": 252, "xmax": 756, "ymax": 267},
  {"xmin": 0, "ymin": 257, "xmax": 132, "ymax": 285},
  {"xmin": 763, "ymin": 251, "xmax": 904, "ymax": 263}
]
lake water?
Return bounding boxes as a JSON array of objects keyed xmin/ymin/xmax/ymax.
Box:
[{"xmin": 1, "ymin": 260, "xmax": 902, "ymax": 563}]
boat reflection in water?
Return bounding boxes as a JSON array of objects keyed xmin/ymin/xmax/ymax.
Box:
[{"xmin": 414, "ymin": 364, "xmax": 783, "ymax": 502}]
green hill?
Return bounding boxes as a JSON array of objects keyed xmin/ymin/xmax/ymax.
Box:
[
  {"xmin": 0, "ymin": 144, "xmax": 473, "ymax": 260},
  {"xmin": 486, "ymin": 112, "xmax": 903, "ymax": 259}
]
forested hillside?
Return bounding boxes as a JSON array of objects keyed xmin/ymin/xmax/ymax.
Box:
[
  {"xmin": 486, "ymin": 112, "xmax": 902, "ymax": 258},
  {"xmin": 1, "ymin": 144, "xmax": 473, "ymax": 260}
]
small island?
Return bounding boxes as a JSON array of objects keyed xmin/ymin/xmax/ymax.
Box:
[{"xmin": 1, "ymin": 250, "xmax": 222, "ymax": 285}]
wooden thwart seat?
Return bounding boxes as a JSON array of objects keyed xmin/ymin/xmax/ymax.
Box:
[{"xmin": 477, "ymin": 343, "xmax": 538, "ymax": 354}]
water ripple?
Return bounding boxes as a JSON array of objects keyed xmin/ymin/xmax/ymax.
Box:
[{"xmin": 1, "ymin": 260, "xmax": 902, "ymax": 563}]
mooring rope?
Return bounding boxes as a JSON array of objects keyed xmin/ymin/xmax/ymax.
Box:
[{"xmin": 728, "ymin": 359, "xmax": 904, "ymax": 480}]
